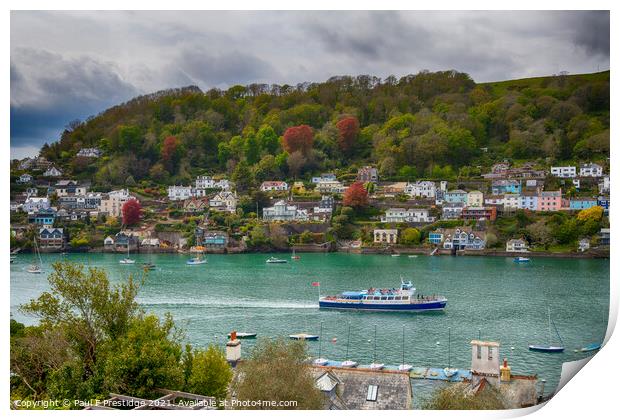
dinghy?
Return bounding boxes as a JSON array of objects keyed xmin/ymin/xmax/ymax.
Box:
[
  {"xmin": 227, "ymin": 332, "xmax": 257, "ymax": 339},
  {"xmin": 266, "ymin": 257, "xmax": 287, "ymax": 264},
  {"xmin": 529, "ymin": 307, "xmax": 564, "ymax": 353},
  {"xmin": 341, "ymin": 360, "xmax": 359, "ymax": 368},
  {"xmin": 289, "ymin": 333, "xmax": 319, "ymax": 341}
]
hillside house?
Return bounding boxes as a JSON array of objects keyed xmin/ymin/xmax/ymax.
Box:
[
  {"xmin": 373, "ymin": 229, "xmax": 398, "ymax": 244},
  {"xmin": 357, "ymin": 166, "xmax": 378, "ymax": 183},
  {"xmin": 209, "ymin": 191, "xmax": 238, "ymax": 213},
  {"xmin": 260, "ymin": 181, "xmax": 289, "ymax": 192},
  {"xmin": 263, "ymin": 200, "xmax": 308, "ymax": 222},
  {"xmin": 404, "ymin": 181, "xmax": 436, "ymax": 198},
  {"xmin": 579, "ymin": 162, "xmax": 603, "ymax": 177},
  {"xmin": 43, "ymin": 166, "xmax": 63, "ymax": 177},
  {"xmin": 168, "ymin": 185, "xmax": 206, "ymax": 201},
  {"xmin": 39, "ymin": 227, "xmax": 66, "ymax": 251},
  {"xmin": 76, "ymin": 148, "xmax": 102, "ymax": 158},
  {"xmin": 550, "ymin": 166, "xmax": 576, "ymax": 178},
  {"xmin": 506, "ymin": 238, "xmax": 529, "ymax": 252}
]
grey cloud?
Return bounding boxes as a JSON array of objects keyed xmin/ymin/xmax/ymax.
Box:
[{"xmin": 572, "ymin": 11, "xmax": 610, "ymax": 56}]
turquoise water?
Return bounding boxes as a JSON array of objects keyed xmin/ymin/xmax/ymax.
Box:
[{"xmin": 10, "ymin": 252, "xmax": 609, "ymax": 403}]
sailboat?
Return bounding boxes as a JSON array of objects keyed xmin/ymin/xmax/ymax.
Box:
[
  {"xmin": 529, "ymin": 308, "xmax": 565, "ymax": 353},
  {"xmin": 313, "ymin": 322, "xmax": 328, "ymax": 365},
  {"xmin": 444, "ymin": 327, "xmax": 458, "ymax": 377},
  {"xmin": 119, "ymin": 240, "xmax": 135, "ymax": 264},
  {"xmin": 291, "ymin": 248, "xmax": 300, "ymax": 260},
  {"xmin": 341, "ymin": 323, "xmax": 358, "ymax": 368},
  {"xmin": 142, "ymin": 241, "xmax": 156, "ymax": 270},
  {"xmin": 26, "ymin": 236, "xmax": 43, "ymax": 274},
  {"xmin": 398, "ymin": 324, "xmax": 412, "ymax": 372},
  {"xmin": 369, "ymin": 325, "xmax": 384, "ymax": 370}
]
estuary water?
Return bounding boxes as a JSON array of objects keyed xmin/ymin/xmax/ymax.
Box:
[{"xmin": 10, "ymin": 252, "xmax": 609, "ymax": 404}]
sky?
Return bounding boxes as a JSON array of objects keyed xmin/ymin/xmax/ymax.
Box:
[{"xmin": 10, "ymin": 10, "xmax": 610, "ymax": 160}]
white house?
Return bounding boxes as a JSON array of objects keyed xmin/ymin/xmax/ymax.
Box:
[
  {"xmin": 579, "ymin": 163, "xmax": 603, "ymax": 177},
  {"xmin": 550, "ymin": 166, "xmax": 576, "ymax": 178},
  {"xmin": 209, "ymin": 191, "xmax": 238, "ymax": 213},
  {"xmin": 23, "ymin": 197, "xmax": 50, "ymax": 213},
  {"xmin": 167, "ymin": 185, "xmax": 206, "ymax": 201},
  {"xmin": 484, "ymin": 195, "xmax": 504, "ymax": 206},
  {"xmin": 381, "ymin": 208, "xmax": 435, "ymax": 223},
  {"xmin": 311, "ymin": 174, "xmax": 337, "ymax": 184},
  {"xmin": 260, "ymin": 181, "xmax": 289, "ymax": 192},
  {"xmin": 599, "ymin": 176, "xmax": 610, "ymax": 194},
  {"xmin": 506, "ymin": 238, "xmax": 529, "ymax": 253},
  {"xmin": 77, "ymin": 148, "xmax": 102, "ymax": 158},
  {"xmin": 195, "ymin": 175, "xmax": 230, "ymax": 190},
  {"xmin": 43, "ymin": 166, "xmax": 63, "ymax": 177},
  {"xmin": 263, "ymin": 200, "xmax": 308, "ymax": 221},
  {"xmin": 373, "ymin": 229, "xmax": 398, "ymax": 244},
  {"xmin": 503, "ymin": 194, "xmax": 520, "ymax": 209},
  {"xmin": 18, "ymin": 174, "xmax": 33, "ymax": 184},
  {"xmin": 466, "ymin": 191, "xmax": 484, "ymax": 207},
  {"xmin": 99, "ymin": 189, "xmax": 135, "ymax": 217},
  {"xmin": 404, "ymin": 181, "xmax": 436, "ymax": 198},
  {"xmin": 104, "ymin": 236, "xmax": 115, "ymax": 247},
  {"xmin": 315, "ymin": 180, "xmax": 346, "ymax": 194}
]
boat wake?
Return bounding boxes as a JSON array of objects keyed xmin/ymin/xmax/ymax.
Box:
[{"xmin": 138, "ymin": 297, "xmax": 317, "ymax": 310}]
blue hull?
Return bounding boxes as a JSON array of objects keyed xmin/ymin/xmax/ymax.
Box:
[
  {"xmin": 319, "ymin": 300, "xmax": 446, "ymax": 312},
  {"xmin": 528, "ymin": 345, "xmax": 564, "ymax": 353}
]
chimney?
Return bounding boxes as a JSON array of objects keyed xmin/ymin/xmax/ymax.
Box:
[
  {"xmin": 226, "ymin": 331, "xmax": 241, "ymax": 367},
  {"xmin": 500, "ymin": 358, "xmax": 511, "ymax": 382}
]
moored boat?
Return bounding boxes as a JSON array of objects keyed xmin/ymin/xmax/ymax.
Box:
[
  {"xmin": 514, "ymin": 257, "xmax": 530, "ymax": 263},
  {"xmin": 529, "ymin": 307, "xmax": 564, "ymax": 353},
  {"xmin": 227, "ymin": 332, "xmax": 257, "ymax": 339},
  {"xmin": 289, "ymin": 333, "xmax": 319, "ymax": 341},
  {"xmin": 266, "ymin": 257, "xmax": 287, "ymax": 264},
  {"xmin": 186, "ymin": 256, "xmax": 207, "ymax": 265},
  {"xmin": 578, "ymin": 342, "xmax": 601, "ymax": 352},
  {"xmin": 341, "ymin": 360, "xmax": 358, "ymax": 368},
  {"xmin": 319, "ymin": 280, "xmax": 447, "ymax": 312}
]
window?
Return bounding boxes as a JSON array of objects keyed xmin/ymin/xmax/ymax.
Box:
[
  {"xmin": 477, "ymin": 345, "xmax": 482, "ymax": 359},
  {"xmin": 488, "ymin": 347, "xmax": 493, "ymax": 361},
  {"xmin": 366, "ymin": 385, "xmax": 378, "ymax": 402}
]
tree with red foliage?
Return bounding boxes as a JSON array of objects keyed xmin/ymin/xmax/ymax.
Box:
[
  {"xmin": 342, "ymin": 182, "xmax": 369, "ymax": 208},
  {"xmin": 122, "ymin": 199, "xmax": 142, "ymax": 226},
  {"xmin": 161, "ymin": 136, "xmax": 180, "ymax": 172},
  {"xmin": 336, "ymin": 116, "xmax": 360, "ymax": 155},
  {"xmin": 282, "ymin": 125, "xmax": 313, "ymax": 156}
]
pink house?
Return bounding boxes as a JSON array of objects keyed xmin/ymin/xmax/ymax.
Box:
[{"xmin": 537, "ymin": 190, "xmax": 562, "ymax": 211}]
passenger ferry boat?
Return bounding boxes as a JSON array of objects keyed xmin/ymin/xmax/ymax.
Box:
[{"xmin": 319, "ymin": 280, "xmax": 447, "ymax": 312}]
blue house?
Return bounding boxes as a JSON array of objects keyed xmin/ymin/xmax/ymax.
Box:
[
  {"xmin": 428, "ymin": 231, "xmax": 444, "ymax": 245},
  {"xmin": 491, "ymin": 180, "xmax": 521, "ymax": 195},
  {"xmin": 597, "ymin": 197, "xmax": 610, "ymax": 211},
  {"xmin": 444, "ymin": 190, "xmax": 468, "ymax": 204},
  {"xmin": 569, "ymin": 198, "xmax": 598, "ymax": 210},
  {"xmin": 28, "ymin": 208, "xmax": 56, "ymax": 226}
]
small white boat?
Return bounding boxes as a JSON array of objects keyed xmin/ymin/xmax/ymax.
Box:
[
  {"xmin": 289, "ymin": 333, "xmax": 319, "ymax": 341},
  {"xmin": 227, "ymin": 332, "xmax": 257, "ymax": 339},
  {"xmin": 186, "ymin": 257, "xmax": 207, "ymax": 265},
  {"xmin": 514, "ymin": 257, "xmax": 530, "ymax": 263},
  {"xmin": 391, "ymin": 254, "xmax": 401, "ymax": 257},
  {"xmin": 313, "ymin": 358, "xmax": 328, "ymax": 366},
  {"xmin": 291, "ymin": 249, "xmax": 300, "ymax": 260},
  {"xmin": 10, "ymin": 256, "xmax": 16, "ymax": 263},
  {"xmin": 398, "ymin": 364, "xmax": 413, "ymax": 372},
  {"xmin": 266, "ymin": 257, "xmax": 287, "ymax": 264},
  {"xmin": 408, "ymin": 255, "xmax": 418, "ymax": 258},
  {"xmin": 26, "ymin": 265, "xmax": 42, "ymax": 274},
  {"xmin": 119, "ymin": 242, "xmax": 135, "ymax": 264},
  {"xmin": 341, "ymin": 360, "xmax": 358, "ymax": 368},
  {"xmin": 444, "ymin": 368, "xmax": 458, "ymax": 377},
  {"xmin": 369, "ymin": 363, "xmax": 385, "ymax": 370}
]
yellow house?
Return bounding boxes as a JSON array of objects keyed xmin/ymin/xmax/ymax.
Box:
[{"xmin": 467, "ymin": 190, "xmax": 484, "ymax": 207}]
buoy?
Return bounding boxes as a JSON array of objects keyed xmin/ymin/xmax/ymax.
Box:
[
  {"xmin": 368, "ymin": 339, "xmax": 372, "ymax": 342},
  {"xmin": 510, "ymin": 346, "xmax": 515, "ymax": 350},
  {"xmin": 436, "ymin": 341, "xmax": 440, "ymax": 345},
  {"xmin": 331, "ymin": 337, "xmax": 337, "ymax": 343}
]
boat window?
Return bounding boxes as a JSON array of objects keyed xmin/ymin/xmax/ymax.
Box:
[
  {"xmin": 366, "ymin": 385, "xmax": 378, "ymax": 402},
  {"xmin": 380, "ymin": 296, "xmax": 387, "ymax": 300},
  {"xmin": 477, "ymin": 345, "xmax": 482, "ymax": 359}
]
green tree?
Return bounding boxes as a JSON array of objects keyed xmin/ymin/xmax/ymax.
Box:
[
  {"xmin": 256, "ymin": 124, "xmax": 280, "ymax": 155},
  {"xmin": 231, "ymin": 338, "xmax": 324, "ymax": 409},
  {"xmin": 186, "ymin": 345, "xmax": 232, "ymax": 401},
  {"xmin": 400, "ymin": 228, "xmax": 421, "ymax": 245}
]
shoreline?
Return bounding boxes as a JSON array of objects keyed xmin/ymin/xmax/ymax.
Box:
[{"xmin": 17, "ymin": 247, "xmax": 610, "ymax": 260}]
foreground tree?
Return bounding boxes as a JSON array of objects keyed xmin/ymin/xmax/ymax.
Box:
[
  {"xmin": 186, "ymin": 345, "xmax": 233, "ymax": 401},
  {"xmin": 422, "ymin": 383, "xmax": 506, "ymax": 410},
  {"xmin": 231, "ymin": 338, "xmax": 324, "ymax": 409}
]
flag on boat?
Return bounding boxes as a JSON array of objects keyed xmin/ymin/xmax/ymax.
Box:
[{"xmin": 312, "ymin": 282, "xmax": 320, "ymax": 286}]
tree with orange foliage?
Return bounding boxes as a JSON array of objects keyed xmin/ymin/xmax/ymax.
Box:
[
  {"xmin": 342, "ymin": 182, "xmax": 369, "ymax": 208},
  {"xmin": 282, "ymin": 125, "xmax": 313, "ymax": 156},
  {"xmin": 161, "ymin": 136, "xmax": 180, "ymax": 172},
  {"xmin": 122, "ymin": 199, "xmax": 142, "ymax": 226},
  {"xmin": 336, "ymin": 116, "xmax": 360, "ymax": 155}
]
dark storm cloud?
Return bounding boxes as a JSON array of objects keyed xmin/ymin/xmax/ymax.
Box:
[
  {"xmin": 10, "ymin": 10, "xmax": 610, "ymax": 159},
  {"xmin": 572, "ymin": 11, "xmax": 610, "ymax": 57}
]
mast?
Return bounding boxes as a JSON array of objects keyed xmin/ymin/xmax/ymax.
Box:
[
  {"xmin": 373, "ymin": 324, "xmax": 377, "ymax": 363},
  {"xmin": 402, "ymin": 324, "xmax": 406, "ymax": 367},
  {"xmin": 346, "ymin": 323, "xmax": 351, "ymax": 360},
  {"xmin": 547, "ymin": 307, "xmax": 552, "ymax": 346},
  {"xmin": 448, "ymin": 327, "xmax": 451, "ymax": 369},
  {"xmin": 318, "ymin": 321, "xmax": 323, "ymax": 360}
]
